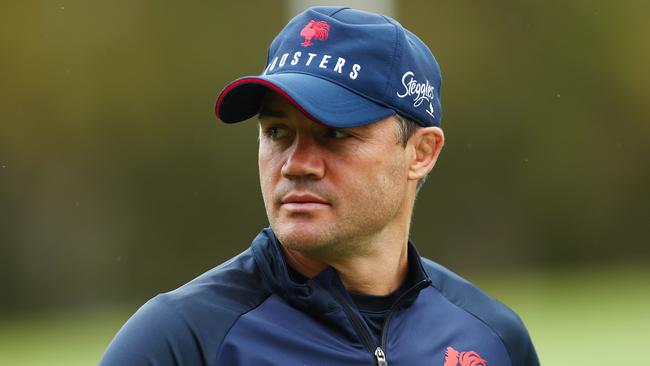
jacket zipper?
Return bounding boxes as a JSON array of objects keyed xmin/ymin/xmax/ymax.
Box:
[
  {"xmin": 379, "ymin": 279, "xmax": 431, "ymax": 356},
  {"xmin": 334, "ymin": 278, "xmax": 431, "ymax": 366},
  {"xmin": 374, "ymin": 347, "xmax": 388, "ymax": 366},
  {"xmin": 332, "ymin": 290, "xmax": 376, "ymax": 357}
]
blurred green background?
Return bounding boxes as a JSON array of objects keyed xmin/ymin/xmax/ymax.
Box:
[{"xmin": 1, "ymin": 0, "xmax": 648, "ymax": 364}]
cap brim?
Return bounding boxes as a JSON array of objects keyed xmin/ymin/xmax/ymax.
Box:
[{"xmin": 215, "ymin": 73, "xmax": 395, "ymax": 128}]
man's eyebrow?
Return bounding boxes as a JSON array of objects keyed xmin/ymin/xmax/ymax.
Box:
[{"xmin": 258, "ymin": 107, "xmax": 287, "ymax": 120}]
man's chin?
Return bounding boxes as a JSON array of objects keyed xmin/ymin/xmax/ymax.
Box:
[{"xmin": 271, "ymin": 222, "xmax": 332, "ymax": 252}]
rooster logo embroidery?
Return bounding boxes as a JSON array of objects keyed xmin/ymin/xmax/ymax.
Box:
[
  {"xmin": 300, "ymin": 20, "xmax": 330, "ymax": 46},
  {"xmin": 443, "ymin": 346, "xmax": 487, "ymax": 366}
]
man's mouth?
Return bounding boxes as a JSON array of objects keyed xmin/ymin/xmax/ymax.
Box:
[{"xmin": 280, "ymin": 193, "xmax": 330, "ymax": 210}]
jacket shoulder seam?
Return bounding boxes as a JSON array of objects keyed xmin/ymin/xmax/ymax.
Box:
[
  {"xmin": 212, "ymin": 292, "xmax": 272, "ymax": 365},
  {"xmin": 430, "ymin": 285, "xmax": 514, "ymax": 366},
  {"xmin": 212, "ymin": 252, "xmax": 273, "ymax": 365},
  {"xmin": 420, "ymin": 258, "xmax": 519, "ymax": 366}
]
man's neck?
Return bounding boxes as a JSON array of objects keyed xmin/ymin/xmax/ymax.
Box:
[{"xmin": 281, "ymin": 230, "xmax": 410, "ymax": 296}]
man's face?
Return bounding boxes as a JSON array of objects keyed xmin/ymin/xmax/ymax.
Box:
[{"xmin": 258, "ymin": 92, "xmax": 415, "ymax": 259}]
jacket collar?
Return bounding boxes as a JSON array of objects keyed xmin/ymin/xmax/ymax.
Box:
[{"xmin": 251, "ymin": 228, "xmax": 431, "ymax": 315}]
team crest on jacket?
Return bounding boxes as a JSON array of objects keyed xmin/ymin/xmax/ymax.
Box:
[
  {"xmin": 443, "ymin": 346, "xmax": 487, "ymax": 366},
  {"xmin": 300, "ymin": 20, "xmax": 330, "ymax": 46}
]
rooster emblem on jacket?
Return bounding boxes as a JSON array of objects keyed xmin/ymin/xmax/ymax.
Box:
[
  {"xmin": 300, "ymin": 20, "xmax": 330, "ymax": 46},
  {"xmin": 444, "ymin": 347, "xmax": 487, "ymax": 366}
]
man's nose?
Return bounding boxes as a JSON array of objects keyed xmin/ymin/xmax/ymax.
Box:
[{"xmin": 281, "ymin": 135, "xmax": 325, "ymax": 180}]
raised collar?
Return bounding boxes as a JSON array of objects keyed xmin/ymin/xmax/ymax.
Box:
[{"xmin": 251, "ymin": 228, "xmax": 431, "ymax": 315}]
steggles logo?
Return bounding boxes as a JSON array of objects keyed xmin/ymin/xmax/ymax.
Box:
[
  {"xmin": 396, "ymin": 71, "xmax": 436, "ymax": 118},
  {"xmin": 300, "ymin": 20, "xmax": 330, "ymax": 47},
  {"xmin": 443, "ymin": 346, "xmax": 487, "ymax": 366}
]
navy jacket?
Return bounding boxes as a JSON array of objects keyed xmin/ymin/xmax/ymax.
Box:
[{"xmin": 101, "ymin": 229, "xmax": 539, "ymax": 365}]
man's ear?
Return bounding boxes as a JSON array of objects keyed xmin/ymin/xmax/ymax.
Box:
[{"xmin": 408, "ymin": 127, "xmax": 444, "ymax": 181}]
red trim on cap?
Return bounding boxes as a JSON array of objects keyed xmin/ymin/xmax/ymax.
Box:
[{"xmin": 215, "ymin": 77, "xmax": 327, "ymax": 126}]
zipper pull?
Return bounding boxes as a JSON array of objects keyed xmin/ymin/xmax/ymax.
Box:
[{"xmin": 374, "ymin": 347, "xmax": 388, "ymax": 366}]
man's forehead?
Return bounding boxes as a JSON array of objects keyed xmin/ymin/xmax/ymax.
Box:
[
  {"xmin": 258, "ymin": 92, "xmax": 294, "ymax": 119},
  {"xmin": 258, "ymin": 91, "xmax": 332, "ymax": 128}
]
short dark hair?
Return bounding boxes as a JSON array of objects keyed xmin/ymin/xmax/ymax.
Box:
[
  {"xmin": 394, "ymin": 114, "xmax": 420, "ymax": 147},
  {"xmin": 393, "ymin": 115, "xmax": 428, "ymax": 191}
]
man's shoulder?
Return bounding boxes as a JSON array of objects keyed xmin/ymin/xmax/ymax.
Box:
[
  {"xmin": 161, "ymin": 247, "xmax": 271, "ymax": 315},
  {"xmin": 419, "ymin": 257, "xmax": 539, "ymax": 366},
  {"xmin": 419, "ymin": 257, "xmax": 522, "ymax": 328},
  {"xmin": 100, "ymin": 247, "xmax": 272, "ymax": 365}
]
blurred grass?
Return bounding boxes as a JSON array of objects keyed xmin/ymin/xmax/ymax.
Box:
[
  {"xmin": 0, "ymin": 306, "xmax": 131, "ymax": 366},
  {"xmin": 0, "ymin": 265, "xmax": 648, "ymax": 365},
  {"xmin": 475, "ymin": 264, "xmax": 650, "ymax": 365}
]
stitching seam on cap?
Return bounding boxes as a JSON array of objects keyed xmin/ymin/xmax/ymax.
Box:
[
  {"xmin": 382, "ymin": 16, "xmax": 402, "ymax": 117},
  {"xmin": 327, "ymin": 7, "xmax": 349, "ymax": 17}
]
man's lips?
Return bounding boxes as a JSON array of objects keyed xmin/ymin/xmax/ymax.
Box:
[{"xmin": 281, "ymin": 193, "xmax": 329, "ymax": 205}]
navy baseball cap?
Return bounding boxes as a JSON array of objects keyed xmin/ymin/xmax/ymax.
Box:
[{"xmin": 215, "ymin": 6, "xmax": 442, "ymax": 128}]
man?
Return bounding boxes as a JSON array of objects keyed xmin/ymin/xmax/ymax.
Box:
[{"xmin": 101, "ymin": 6, "xmax": 539, "ymax": 366}]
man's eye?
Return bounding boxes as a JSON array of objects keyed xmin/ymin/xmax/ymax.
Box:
[
  {"xmin": 265, "ymin": 126, "xmax": 288, "ymax": 139},
  {"xmin": 329, "ymin": 129, "xmax": 350, "ymax": 139}
]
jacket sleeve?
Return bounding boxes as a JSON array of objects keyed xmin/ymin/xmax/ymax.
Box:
[
  {"xmin": 497, "ymin": 309, "xmax": 540, "ymax": 366},
  {"xmin": 100, "ymin": 295, "xmax": 206, "ymax": 366}
]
